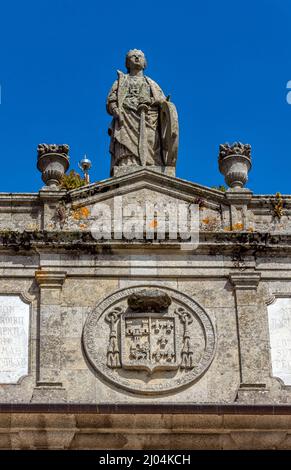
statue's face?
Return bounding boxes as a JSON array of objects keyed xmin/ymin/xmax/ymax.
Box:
[{"xmin": 127, "ymin": 51, "xmax": 146, "ymax": 71}]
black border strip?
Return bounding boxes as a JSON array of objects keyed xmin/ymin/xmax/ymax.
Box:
[{"xmin": 0, "ymin": 403, "xmax": 291, "ymax": 414}]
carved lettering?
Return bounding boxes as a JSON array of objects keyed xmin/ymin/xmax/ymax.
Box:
[
  {"xmin": 0, "ymin": 296, "xmax": 29, "ymax": 384},
  {"xmin": 268, "ymin": 299, "xmax": 291, "ymax": 385}
]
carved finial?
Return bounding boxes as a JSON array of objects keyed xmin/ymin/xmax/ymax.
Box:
[
  {"xmin": 37, "ymin": 144, "xmax": 69, "ymax": 158},
  {"xmin": 218, "ymin": 142, "xmax": 252, "ymax": 189},
  {"xmin": 37, "ymin": 144, "xmax": 70, "ymax": 189},
  {"xmin": 219, "ymin": 142, "xmax": 251, "ymax": 159},
  {"xmin": 78, "ymin": 154, "xmax": 92, "ymax": 184}
]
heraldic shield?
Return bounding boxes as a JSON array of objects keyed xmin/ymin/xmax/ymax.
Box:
[
  {"xmin": 83, "ymin": 286, "xmax": 216, "ymax": 395},
  {"xmin": 160, "ymin": 100, "xmax": 179, "ymax": 166},
  {"xmin": 120, "ymin": 311, "xmax": 178, "ymax": 373}
]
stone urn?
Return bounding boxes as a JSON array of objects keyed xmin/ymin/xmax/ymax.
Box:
[
  {"xmin": 218, "ymin": 142, "xmax": 251, "ymax": 189},
  {"xmin": 37, "ymin": 144, "xmax": 70, "ymax": 188}
]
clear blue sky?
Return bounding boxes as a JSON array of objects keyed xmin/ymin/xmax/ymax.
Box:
[{"xmin": 0, "ymin": 0, "xmax": 291, "ymax": 194}]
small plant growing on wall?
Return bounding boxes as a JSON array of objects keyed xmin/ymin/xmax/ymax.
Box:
[
  {"xmin": 211, "ymin": 185, "xmax": 227, "ymax": 192},
  {"xmin": 271, "ymin": 192, "xmax": 284, "ymax": 219},
  {"xmin": 60, "ymin": 170, "xmax": 86, "ymax": 190}
]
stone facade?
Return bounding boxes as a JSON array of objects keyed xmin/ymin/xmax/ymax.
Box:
[{"xmin": 1, "ymin": 159, "xmax": 291, "ymax": 449}]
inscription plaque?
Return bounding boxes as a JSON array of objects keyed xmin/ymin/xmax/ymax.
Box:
[
  {"xmin": 0, "ymin": 295, "xmax": 30, "ymax": 384},
  {"xmin": 268, "ymin": 297, "xmax": 291, "ymax": 385}
]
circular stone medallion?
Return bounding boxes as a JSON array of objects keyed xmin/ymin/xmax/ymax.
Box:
[{"xmin": 83, "ymin": 285, "xmax": 216, "ymax": 395}]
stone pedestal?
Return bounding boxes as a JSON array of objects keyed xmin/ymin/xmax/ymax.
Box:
[
  {"xmin": 225, "ymin": 189, "xmax": 253, "ymax": 231},
  {"xmin": 34, "ymin": 270, "xmax": 67, "ymax": 390},
  {"xmin": 39, "ymin": 188, "xmax": 67, "ymax": 230},
  {"xmin": 112, "ymin": 165, "xmax": 176, "ymax": 178}
]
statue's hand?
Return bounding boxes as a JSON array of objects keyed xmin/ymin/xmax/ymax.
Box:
[
  {"xmin": 151, "ymin": 97, "xmax": 166, "ymax": 107},
  {"xmin": 112, "ymin": 107, "xmax": 120, "ymax": 118},
  {"xmin": 138, "ymin": 103, "xmax": 149, "ymax": 114},
  {"xmin": 118, "ymin": 115, "xmax": 124, "ymax": 127},
  {"xmin": 112, "ymin": 108, "xmax": 124, "ymax": 126}
]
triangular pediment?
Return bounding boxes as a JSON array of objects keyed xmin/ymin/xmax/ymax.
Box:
[
  {"xmin": 67, "ymin": 169, "xmax": 226, "ymax": 209},
  {"xmin": 51, "ymin": 169, "xmax": 230, "ymax": 234}
]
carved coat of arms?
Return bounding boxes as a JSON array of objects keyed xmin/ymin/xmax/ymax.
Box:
[
  {"xmin": 105, "ymin": 291, "xmax": 196, "ymax": 373},
  {"xmin": 121, "ymin": 314, "xmax": 177, "ymax": 373},
  {"xmin": 83, "ymin": 286, "xmax": 216, "ymax": 395}
]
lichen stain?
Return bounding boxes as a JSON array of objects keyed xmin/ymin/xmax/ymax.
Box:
[
  {"xmin": 202, "ymin": 215, "xmax": 220, "ymax": 231},
  {"xmin": 72, "ymin": 207, "xmax": 90, "ymax": 220},
  {"xmin": 232, "ymin": 222, "xmax": 244, "ymax": 231},
  {"xmin": 224, "ymin": 222, "xmax": 244, "ymax": 231},
  {"xmin": 149, "ymin": 219, "xmax": 158, "ymax": 229}
]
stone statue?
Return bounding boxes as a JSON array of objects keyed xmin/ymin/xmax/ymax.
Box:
[{"xmin": 107, "ymin": 49, "xmax": 178, "ymax": 176}]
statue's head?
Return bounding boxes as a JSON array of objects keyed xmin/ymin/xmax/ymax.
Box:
[{"xmin": 125, "ymin": 49, "xmax": 147, "ymax": 72}]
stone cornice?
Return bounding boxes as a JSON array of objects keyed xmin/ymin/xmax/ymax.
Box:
[{"xmin": 1, "ymin": 230, "xmax": 291, "ymax": 255}]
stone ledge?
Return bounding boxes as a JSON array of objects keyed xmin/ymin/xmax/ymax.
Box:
[
  {"xmin": 1, "ymin": 407, "xmax": 291, "ymax": 448},
  {"xmin": 0, "ymin": 231, "xmax": 291, "ymax": 255}
]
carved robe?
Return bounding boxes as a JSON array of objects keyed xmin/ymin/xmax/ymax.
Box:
[{"xmin": 107, "ymin": 71, "xmax": 166, "ymax": 172}]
